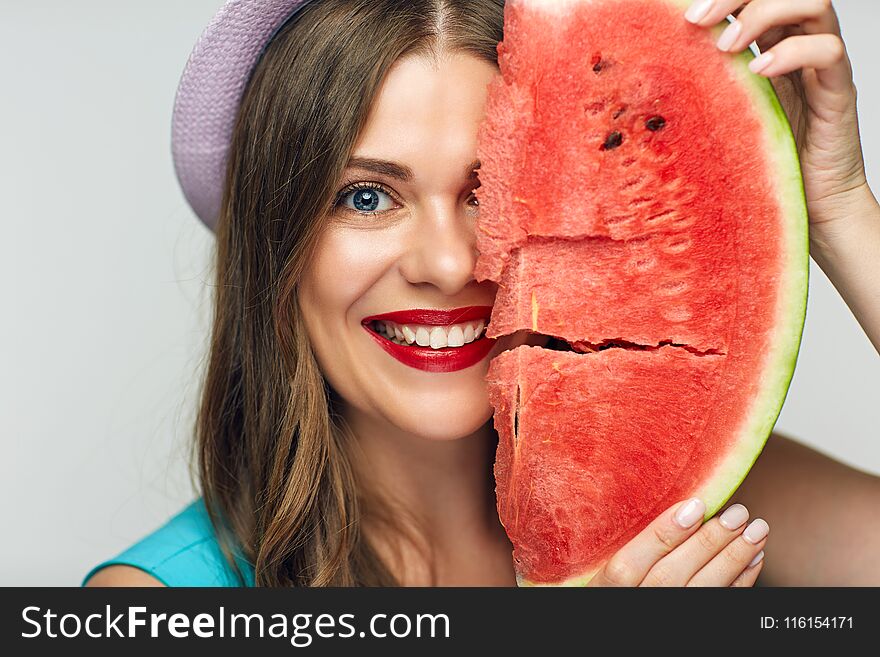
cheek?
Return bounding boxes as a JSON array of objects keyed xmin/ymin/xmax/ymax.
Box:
[
  {"xmin": 304, "ymin": 230, "xmax": 380, "ymax": 308},
  {"xmin": 296, "ymin": 226, "xmax": 395, "ymax": 383},
  {"xmin": 300, "ymin": 226, "xmax": 392, "ymax": 322}
]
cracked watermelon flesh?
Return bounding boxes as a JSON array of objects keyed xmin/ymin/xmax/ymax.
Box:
[{"xmin": 476, "ymin": 0, "xmax": 809, "ymax": 586}]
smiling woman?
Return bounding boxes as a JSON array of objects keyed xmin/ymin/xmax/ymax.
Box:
[
  {"xmin": 85, "ymin": 0, "xmax": 524, "ymax": 588},
  {"xmin": 82, "ymin": 0, "xmax": 880, "ymax": 589}
]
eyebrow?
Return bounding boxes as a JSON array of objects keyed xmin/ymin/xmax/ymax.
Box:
[{"xmin": 345, "ymin": 157, "xmax": 481, "ymax": 182}]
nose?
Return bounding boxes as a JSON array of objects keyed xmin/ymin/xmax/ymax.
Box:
[{"xmin": 398, "ymin": 199, "xmax": 479, "ymax": 296}]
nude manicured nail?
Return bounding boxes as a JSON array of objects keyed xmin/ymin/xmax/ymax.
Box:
[
  {"xmin": 674, "ymin": 498, "xmax": 706, "ymax": 528},
  {"xmin": 716, "ymin": 21, "xmax": 742, "ymax": 52},
  {"xmin": 719, "ymin": 503, "xmax": 749, "ymax": 530},
  {"xmin": 743, "ymin": 518, "xmax": 770, "ymax": 544},
  {"xmin": 748, "ymin": 550, "xmax": 765, "ymax": 568},
  {"xmin": 749, "ymin": 52, "xmax": 775, "ymax": 75},
  {"xmin": 685, "ymin": 0, "xmax": 713, "ymax": 24}
]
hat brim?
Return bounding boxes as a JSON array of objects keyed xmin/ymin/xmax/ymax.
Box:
[{"xmin": 172, "ymin": 0, "xmax": 313, "ymax": 231}]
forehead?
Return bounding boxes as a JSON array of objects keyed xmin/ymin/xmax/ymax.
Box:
[{"xmin": 348, "ymin": 52, "xmax": 499, "ymax": 177}]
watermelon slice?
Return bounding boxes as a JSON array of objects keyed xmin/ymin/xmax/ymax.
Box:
[{"xmin": 476, "ymin": 0, "xmax": 809, "ymax": 586}]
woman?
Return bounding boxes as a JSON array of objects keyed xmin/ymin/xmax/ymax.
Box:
[{"xmin": 84, "ymin": 0, "xmax": 880, "ymax": 587}]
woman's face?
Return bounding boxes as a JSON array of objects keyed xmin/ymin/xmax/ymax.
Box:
[{"xmin": 298, "ymin": 52, "xmax": 541, "ymax": 442}]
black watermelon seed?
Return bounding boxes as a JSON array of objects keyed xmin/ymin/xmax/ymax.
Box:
[
  {"xmin": 613, "ymin": 107, "xmax": 626, "ymax": 119},
  {"xmin": 591, "ymin": 53, "xmax": 604, "ymax": 73},
  {"xmin": 601, "ymin": 131, "xmax": 624, "ymax": 150},
  {"xmin": 646, "ymin": 115, "xmax": 667, "ymax": 131}
]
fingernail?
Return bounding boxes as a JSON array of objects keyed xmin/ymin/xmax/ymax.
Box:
[
  {"xmin": 748, "ymin": 550, "xmax": 765, "ymax": 568},
  {"xmin": 674, "ymin": 498, "xmax": 706, "ymax": 529},
  {"xmin": 716, "ymin": 21, "xmax": 742, "ymax": 52},
  {"xmin": 719, "ymin": 503, "xmax": 749, "ymax": 530},
  {"xmin": 748, "ymin": 51, "xmax": 775, "ymax": 75},
  {"xmin": 684, "ymin": 0, "xmax": 713, "ymax": 24},
  {"xmin": 743, "ymin": 518, "xmax": 770, "ymax": 544}
]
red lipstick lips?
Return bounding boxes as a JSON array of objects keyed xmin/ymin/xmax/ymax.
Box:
[{"xmin": 362, "ymin": 305, "xmax": 495, "ymax": 373}]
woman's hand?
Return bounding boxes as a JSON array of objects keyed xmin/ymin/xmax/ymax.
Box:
[
  {"xmin": 588, "ymin": 499, "xmax": 768, "ymax": 586},
  {"xmin": 684, "ymin": 0, "xmax": 870, "ymax": 242}
]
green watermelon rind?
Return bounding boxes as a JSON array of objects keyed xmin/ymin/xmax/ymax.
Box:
[{"xmin": 516, "ymin": 12, "xmax": 809, "ymax": 587}]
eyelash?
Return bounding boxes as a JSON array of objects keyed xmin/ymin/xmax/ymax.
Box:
[{"xmin": 333, "ymin": 181, "xmax": 399, "ymax": 215}]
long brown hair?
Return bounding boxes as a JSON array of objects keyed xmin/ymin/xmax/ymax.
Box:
[{"xmin": 191, "ymin": 0, "xmax": 505, "ymax": 586}]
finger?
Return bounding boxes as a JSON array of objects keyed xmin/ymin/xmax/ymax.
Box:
[
  {"xmin": 714, "ymin": 0, "xmax": 842, "ymax": 55},
  {"xmin": 684, "ymin": 0, "xmax": 754, "ymax": 27},
  {"xmin": 588, "ymin": 498, "xmax": 706, "ymax": 587},
  {"xmin": 683, "ymin": 1, "xmax": 795, "ymax": 54},
  {"xmin": 730, "ymin": 552, "xmax": 765, "ymax": 587},
  {"xmin": 687, "ymin": 518, "xmax": 770, "ymax": 586},
  {"xmin": 747, "ymin": 34, "xmax": 852, "ymax": 95},
  {"xmin": 640, "ymin": 503, "xmax": 750, "ymax": 587}
]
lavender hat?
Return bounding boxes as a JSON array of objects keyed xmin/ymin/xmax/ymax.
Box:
[{"xmin": 172, "ymin": 0, "xmax": 314, "ymax": 231}]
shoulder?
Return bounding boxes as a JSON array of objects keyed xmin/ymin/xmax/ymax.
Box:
[
  {"xmin": 85, "ymin": 564, "xmax": 166, "ymax": 587},
  {"xmin": 82, "ymin": 498, "xmax": 255, "ymax": 588}
]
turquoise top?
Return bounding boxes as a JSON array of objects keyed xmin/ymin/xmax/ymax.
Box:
[{"xmin": 81, "ymin": 498, "xmax": 255, "ymax": 587}]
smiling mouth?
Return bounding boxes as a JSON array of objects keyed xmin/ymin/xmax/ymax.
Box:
[{"xmin": 367, "ymin": 318, "xmax": 488, "ymax": 350}]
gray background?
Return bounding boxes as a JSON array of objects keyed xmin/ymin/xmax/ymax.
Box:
[{"xmin": 2, "ymin": 1, "xmax": 878, "ymax": 585}]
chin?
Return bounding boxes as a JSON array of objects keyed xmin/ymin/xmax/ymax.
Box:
[
  {"xmin": 357, "ymin": 360, "xmax": 494, "ymax": 441},
  {"xmin": 395, "ymin": 396, "xmax": 495, "ymax": 442}
]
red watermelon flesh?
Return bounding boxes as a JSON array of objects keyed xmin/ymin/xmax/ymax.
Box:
[{"xmin": 476, "ymin": 0, "xmax": 808, "ymax": 585}]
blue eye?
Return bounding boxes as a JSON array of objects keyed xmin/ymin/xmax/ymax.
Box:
[{"xmin": 335, "ymin": 182, "xmax": 397, "ymax": 214}]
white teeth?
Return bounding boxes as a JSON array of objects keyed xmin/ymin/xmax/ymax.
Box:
[
  {"xmin": 371, "ymin": 318, "xmax": 488, "ymax": 350},
  {"xmin": 447, "ymin": 325, "xmax": 465, "ymax": 347},
  {"xmin": 429, "ymin": 326, "xmax": 447, "ymax": 349}
]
